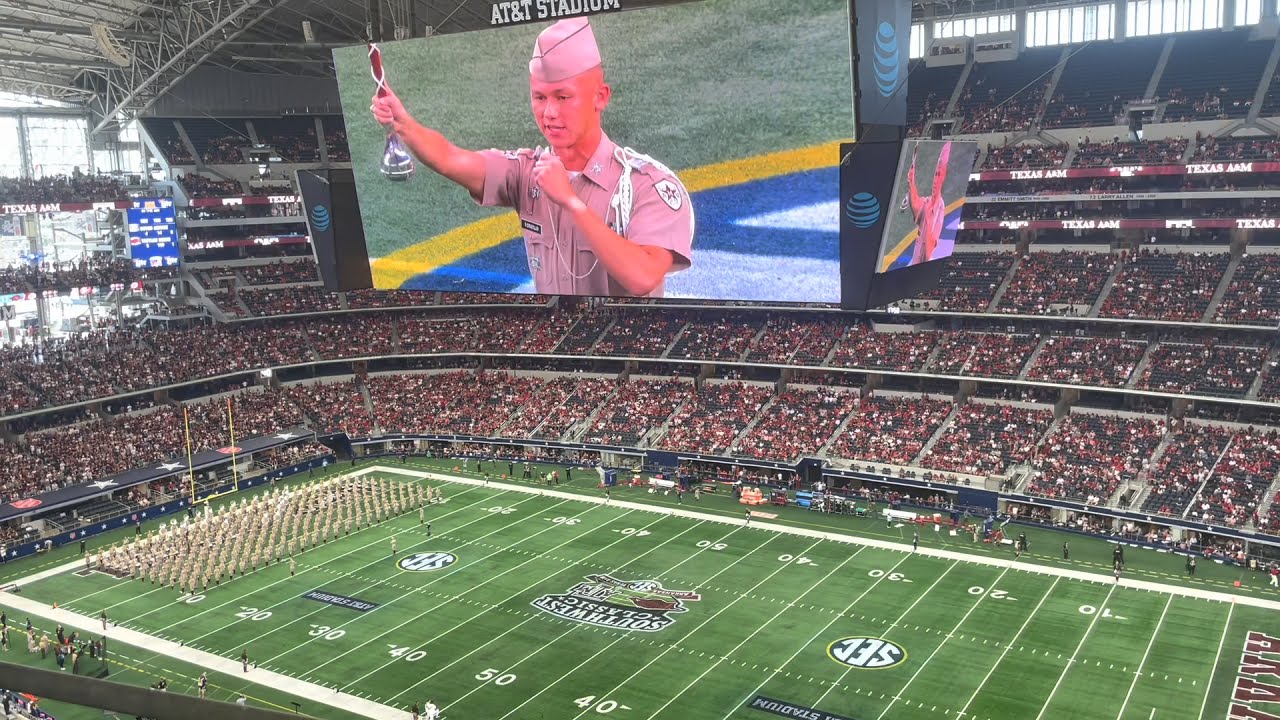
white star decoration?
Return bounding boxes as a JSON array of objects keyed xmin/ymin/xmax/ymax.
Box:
[
  {"xmin": 89, "ymin": 480, "xmax": 118, "ymax": 490},
  {"xmin": 274, "ymin": 433, "xmax": 297, "ymax": 440},
  {"xmin": 158, "ymin": 462, "xmax": 183, "ymax": 472}
]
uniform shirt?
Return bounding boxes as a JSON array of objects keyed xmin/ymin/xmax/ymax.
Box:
[{"xmin": 477, "ymin": 132, "xmax": 693, "ymax": 297}]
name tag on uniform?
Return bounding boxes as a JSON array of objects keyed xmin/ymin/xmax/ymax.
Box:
[{"xmin": 521, "ymin": 219, "xmax": 542, "ymax": 235}]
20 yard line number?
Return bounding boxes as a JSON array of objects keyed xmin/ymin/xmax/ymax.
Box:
[{"xmin": 575, "ymin": 696, "xmax": 631, "ymax": 714}]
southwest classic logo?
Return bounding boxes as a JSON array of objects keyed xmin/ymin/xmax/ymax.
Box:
[
  {"xmin": 398, "ymin": 552, "xmax": 457, "ymax": 572},
  {"xmin": 873, "ymin": 21, "xmax": 900, "ymax": 97},
  {"xmin": 532, "ymin": 575, "xmax": 701, "ymax": 632},
  {"xmin": 827, "ymin": 636, "xmax": 907, "ymax": 669},
  {"xmin": 309, "ymin": 204, "xmax": 332, "ymax": 232},
  {"xmin": 845, "ymin": 193, "xmax": 882, "ymax": 228}
]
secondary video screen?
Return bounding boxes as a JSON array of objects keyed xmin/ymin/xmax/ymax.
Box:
[
  {"xmin": 876, "ymin": 139, "xmax": 978, "ymax": 273},
  {"xmin": 126, "ymin": 198, "xmax": 180, "ymax": 269},
  {"xmin": 333, "ymin": 0, "xmax": 853, "ymax": 301}
]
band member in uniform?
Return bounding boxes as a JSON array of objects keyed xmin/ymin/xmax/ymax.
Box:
[{"xmin": 370, "ymin": 17, "xmax": 695, "ymax": 297}]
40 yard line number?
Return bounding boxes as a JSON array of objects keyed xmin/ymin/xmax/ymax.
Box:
[{"xmin": 575, "ymin": 696, "xmax": 631, "ymax": 713}]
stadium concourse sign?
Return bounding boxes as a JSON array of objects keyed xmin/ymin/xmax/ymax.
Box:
[{"xmin": 0, "ymin": 426, "xmax": 316, "ymax": 523}]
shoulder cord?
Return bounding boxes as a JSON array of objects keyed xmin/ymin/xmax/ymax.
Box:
[{"xmin": 547, "ymin": 145, "xmax": 640, "ymax": 281}]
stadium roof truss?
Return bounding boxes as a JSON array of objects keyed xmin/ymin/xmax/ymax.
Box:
[{"xmin": 0, "ymin": 0, "xmax": 1062, "ymax": 129}]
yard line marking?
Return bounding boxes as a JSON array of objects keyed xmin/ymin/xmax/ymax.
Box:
[
  {"xmin": 956, "ymin": 576, "xmax": 1061, "ymax": 719},
  {"xmin": 504, "ymin": 534, "xmax": 811, "ymax": 720},
  {"xmin": 1034, "ymin": 584, "xmax": 1118, "ymax": 720},
  {"xmin": 809, "ymin": 560, "xmax": 961, "ymax": 711},
  {"xmin": 162, "ymin": 490, "xmax": 542, "ymax": 641},
  {"xmin": 875, "ymin": 564, "xmax": 1014, "ymax": 720},
  {"xmin": 358, "ymin": 467, "xmax": 1280, "ymax": 613},
  {"xmin": 1115, "ymin": 594, "xmax": 1173, "ymax": 720},
  {"xmin": 714, "ymin": 548, "xmax": 911, "ymax": 720},
  {"xmin": 1196, "ymin": 600, "xmax": 1235, "ymax": 720},
  {"xmin": 269, "ymin": 500, "xmax": 613, "ymax": 673},
  {"xmin": 387, "ymin": 518, "xmax": 720, "ymax": 705},
  {"xmin": 644, "ymin": 549, "xmax": 863, "ymax": 720},
  {"xmin": 81, "ymin": 483, "xmax": 483, "ymax": 613},
  {"xmin": 132, "ymin": 486, "xmax": 502, "ymax": 628},
  {"xmin": 329, "ymin": 506, "xmax": 659, "ymax": 689}
]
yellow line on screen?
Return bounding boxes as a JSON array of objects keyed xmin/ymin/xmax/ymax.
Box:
[
  {"xmin": 370, "ymin": 140, "xmax": 844, "ymax": 289},
  {"xmin": 876, "ymin": 198, "xmax": 967, "ymax": 273}
]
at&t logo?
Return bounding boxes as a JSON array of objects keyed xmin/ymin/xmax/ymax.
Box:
[
  {"xmin": 309, "ymin": 204, "xmax": 332, "ymax": 232},
  {"xmin": 398, "ymin": 552, "xmax": 458, "ymax": 572},
  {"xmin": 846, "ymin": 192, "xmax": 882, "ymax": 229},
  {"xmin": 827, "ymin": 636, "xmax": 907, "ymax": 669},
  {"xmin": 873, "ymin": 21, "xmax": 900, "ymax": 97}
]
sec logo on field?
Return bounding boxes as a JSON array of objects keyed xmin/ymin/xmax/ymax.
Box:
[
  {"xmin": 826, "ymin": 636, "xmax": 907, "ymax": 670},
  {"xmin": 398, "ymin": 552, "xmax": 458, "ymax": 572}
]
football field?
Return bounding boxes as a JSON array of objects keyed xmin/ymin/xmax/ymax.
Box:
[{"xmin": 5, "ymin": 466, "xmax": 1279, "ymax": 720}]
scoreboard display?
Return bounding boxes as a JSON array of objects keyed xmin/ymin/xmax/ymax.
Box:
[{"xmin": 126, "ymin": 198, "xmax": 179, "ymax": 269}]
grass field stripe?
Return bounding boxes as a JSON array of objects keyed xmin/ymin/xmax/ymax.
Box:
[
  {"xmin": 385, "ymin": 517, "xmax": 716, "ymax": 705},
  {"xmin": 809, "ymin": 559, "xmax": 962, "ymax": 710},
  {"xmin": 329, "ymin": 506, "xmax": 659, "ymax": 690},
  {"xmin": 1197, "ymin": 600, "xmax": 1235, "ymax": 720},
  {"xmin": 560, "ymin": 535, "xmax": 820, "ymax": 720},
  {"xmin": 151, "ymin": 488, "xmax": 523, "ymax": 636},
  {"xmin": 262, "ymin": 498, "xmax": 605, "ymax": 672},
  {"xmin": 1033, "ymin": 584, "xmax": 1119, "ymax": 720},
  {"xmin": 369, "ymin": 141, "xmax": 841, "ymax": 288},
  {"xmin": 955, "ymin": 576, "xmax": 1062, "ymax": 719},
  {"xmin": 874, "ymin": 564, "xmax": 1015, "ymax": 720},
  {"xmin": 641, "ymin": 549, "xmax": 864, "ymax": 720},
  {"xmin": 714, "ymin": 549, "xmax": 910, "ymax": 720},
  {"xmin": 1114, "ymin": 593, "xmax": 1174, "ymax": 720},
  {"xmin": 501, "ymin": 531, "xmax": 787, "ymax": 720},
  {"xmin": 81, "ymin": 481, "xmax": 488, "ymax": 609}
]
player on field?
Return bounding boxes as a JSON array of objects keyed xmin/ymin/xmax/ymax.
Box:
[
  {"xmin": 423, "ymin": 700, "xmax": 441, "ymax": 720},
  {"xmin": 198, "ymin": 672, "xmax": 208, "ymax": 698}
]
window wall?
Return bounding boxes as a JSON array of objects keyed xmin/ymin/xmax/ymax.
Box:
[
  {"xmin": 1027, "ymin": 3, "xmax": 1117, "ymax": 46},
  {"xmin": 934, "ymin": 13, "xmax": 1016, "ymax": 39},
  {"xmin": 1126, "ymin": 0, "xmax": 1223, "ymax": 36},
  {"xmin": 24, "ymin": 116, "xmax": 90, "ymax": 178}
]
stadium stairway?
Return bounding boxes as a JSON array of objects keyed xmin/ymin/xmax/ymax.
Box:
[
  {"xmin": 642, "ymin": 393, "xmax": 694, "ymax": 448},
  {"xmin": 657, "ymin": 319, "xmax": 693, "ymax": 359},
  {"xmin": 1115, "ymin": 427, "xmax": 1176, "ymax": 509},
  {"xmin": 1203, "ymin": 253, "xmax": 1244, "ymax": 322},
  {"xmin": 1125, "ymin": 341, "xmax": 1162, "ymax": 390},
  {"xmin": 984, "ymin": 254, "xmax": 1023, "ymax": 313},
  {"xmin": 1031, "ymin": 46, "xmax": 1073, "ymax": 128},
  {"xmin": 815, "ymin": 401, "xmax": 862, "ymax": 458},
  {"xmin": 1254, "ymin": 466, "xmax": 1280, "ymax": 529},
  {"xmin": 563, "ymin": 383, "xmax": 623, "ymax": 443},
  {"xmin": 355, "ymin": 376, "xmax": 377, "ymax": 433},
  {"xmin": 740, "ymin": 323, "xmax": 771, "ymax": 363},
  {"xmin": 1247, "ymin": 346, "xmax": 1280, "ymax": 400},
  {"xmin": 1016, "ymin": 334, "xmax": 1052, "ymax": 380},
  {"xmin": 1249, "ymin": 35, "xmax": 1280, "ymax": 123},
  {"xmin": 1180, "ymin": 434, "xmax": 1238, "ymax": 521},
  {"xmin": 726, "ymin": 393, "xmax": 779, "ymax": 455},
  {"xmin": 1086, "ymin": 258, "xmax": 1125, "ymax": 317},
  {"xmin": 908, "ymin": 403, "xmax": 964, "ymax": 467}
]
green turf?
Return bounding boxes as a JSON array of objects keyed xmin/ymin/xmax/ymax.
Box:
[
  {"xmin": 332, "ymin": 0, "xmax": 854, "ymax": 259},
  {"xmin": 7, "ymin": 465, "xmax": 1277, "ymax": 720}
]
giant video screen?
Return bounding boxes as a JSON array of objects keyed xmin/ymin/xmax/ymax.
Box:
[
  {"xmin": 875, "ymin": 139, "xmax": 978, "ymax": 273},
  {"xmin": 334, "ymin": 0, "xmax": 854, "ymax": 301}
]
